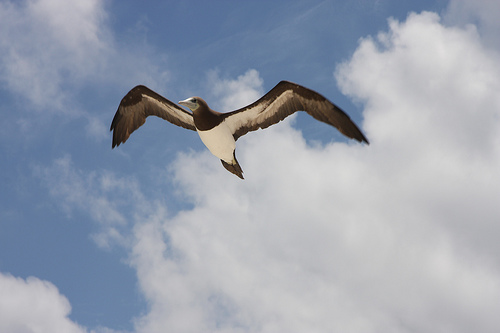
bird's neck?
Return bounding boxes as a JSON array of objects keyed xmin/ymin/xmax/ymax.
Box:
[{"xmin": 193, "ymin": 107, "xmax": 224, "ymax": 131}]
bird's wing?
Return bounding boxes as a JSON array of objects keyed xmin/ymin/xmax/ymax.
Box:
[
  {"xmin": 110, "ymin": 85, "xmax": 196, "ymax": 148},
  {"xmin": 222, "ymin": 81, "xmax": 369, "ymax": 144}
]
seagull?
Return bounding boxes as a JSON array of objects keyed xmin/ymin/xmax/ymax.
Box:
[{"xmin": 110, "ymin": 80, "xmax": 368, "ymax": 179}]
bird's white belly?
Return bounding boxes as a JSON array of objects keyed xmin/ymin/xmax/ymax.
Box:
[{"xmin": 197, "ymin": 122, "xmax": 235, "ymax": 163}]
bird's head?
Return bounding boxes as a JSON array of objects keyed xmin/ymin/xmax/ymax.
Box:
[{"xmin": 178, "ymin": 97, "xmax": 202, "ymax": 111}]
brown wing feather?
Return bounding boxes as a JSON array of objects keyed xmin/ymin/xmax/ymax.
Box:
[
  {"xmin": 110, "ymin": 85, "xmax": 196, "ymax": 148},
  {"xmin": 223, "ymin": 81, "xmax": 369, "ymax": 144}
]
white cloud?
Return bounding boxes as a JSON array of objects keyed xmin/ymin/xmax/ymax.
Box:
[
  {"xmin": 206, "ymin": 69, "xmax": 264, "ymax": 111},
  {"xmin": 0, "ymin": 273, "xmax": 86, "ymax": 333},
  {"xmin": 35, "ymin": 8, "xmax": 500, "ymax": 333},
  {"xmin": 0, "ymin": 0, "xmax": 169, "ymax": 141},
  {"xmin": 0, "ymin": 0, "xmax": 109, "ymax": 110},
  {"xmin": 444, "ymin": 0, "xmax": 500, "ymax": 49},
  {"xmin": 335, "ymin": 11, "xmax": 500, "ymax": 254},
  {"xmin": 125, "ymin": 10, "xmax": 500, "ymax": 333}
]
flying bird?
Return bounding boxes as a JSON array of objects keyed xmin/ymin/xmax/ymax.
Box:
[{"xmin": 110, "ymin": 80, "xmax": 368, "ymax": 179}]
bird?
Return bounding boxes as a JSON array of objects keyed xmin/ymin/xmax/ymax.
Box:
[{"xmin": 110, "ymin": 80, "xmax": 369, "ymax": 179}]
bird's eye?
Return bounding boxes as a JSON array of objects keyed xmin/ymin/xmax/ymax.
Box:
[{"xmin": 191, "ymin": 98, "xmax": 197, "ymax": 103}]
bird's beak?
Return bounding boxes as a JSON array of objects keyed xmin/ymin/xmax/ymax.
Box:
[{"xmin": 178, "ymin": 98, "xmax": 195, "ymax": 109}]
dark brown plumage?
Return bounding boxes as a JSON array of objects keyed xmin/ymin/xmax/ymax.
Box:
[{"xmin": 110, "ymin": 85, "xmax": 195, "ymax": 148}]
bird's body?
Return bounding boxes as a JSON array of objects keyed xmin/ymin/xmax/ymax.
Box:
[
  {"xmin": 110, "ymin": 81, "xmax": 368, "ymax": 179},
  {"xmin": 189, "ymin": 98, "xmax": 235, "ymax": 163},
  {"xmin": 197, "ymin": 124, "xmax": 236, "ymax": 163}
]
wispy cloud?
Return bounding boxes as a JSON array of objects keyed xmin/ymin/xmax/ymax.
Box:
[
  {"xmin": 34, "ymin": 155, "xmax": 146, "ymax": 249},
  {"xmin": 0, "ymin": 0, "xmax": 171, "ymax": 142},
  {"xmin": 0, "ymin": 0, "xmax": 110, "ymax": 110}
]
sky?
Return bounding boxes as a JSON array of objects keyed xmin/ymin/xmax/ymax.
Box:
[{"xmin": 1, "ymin": 0, "xmax": 500, "ymax": 332}]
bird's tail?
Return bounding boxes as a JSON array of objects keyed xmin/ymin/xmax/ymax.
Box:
[{"xmin": 221, "ymin": 152, "xmax": 244, "ymax": 179}]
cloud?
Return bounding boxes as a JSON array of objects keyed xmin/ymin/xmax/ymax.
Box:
[
  {"xmin": 0, "ymin": 273, "xmax": 86, "ymax": 333},
  {"xmin": 0, "ymin": 0, "xmax": 170, "ymax": 142},
  {"xmin": 335, "ymin": 11, "xmax": 500, "ymax": 252},
  {"xmin": 126, "ymin": 11, "xmax": 500, "ymax": 333},
  {"xmin": 0, "ymin": 0, "xmax": 110, "ymax": 110},
  {"xmin": 35, "ymin": 9, "xmax": 500, "ymax": 333},
  {"xmin": 34, "ymin": 155, "xmax": 147, "ymax": 249},
  {"xmin": 444, "ymin": 0, "xmax": 500, "ymax": 49},
  {"xmin": 206, "ymin": 69, "xmax": 264, "ymax": 111}
]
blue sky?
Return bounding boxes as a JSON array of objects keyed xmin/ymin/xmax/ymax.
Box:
[{"xmin": 1, "ymin": 0, "xmax": 500, "ymax": 332}]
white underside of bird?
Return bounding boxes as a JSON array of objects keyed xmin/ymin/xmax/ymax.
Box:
[{"xmin": 196, "ymin": 121, "xmax": 236, "ymax": 163}]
